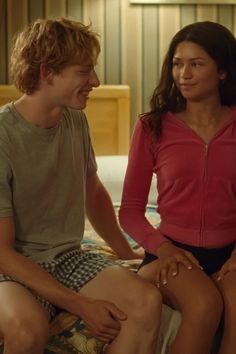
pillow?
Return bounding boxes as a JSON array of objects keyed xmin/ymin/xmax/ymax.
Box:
[{"xmin": 96, "ymin": 155, "xmax": 156, "ymax": 204}]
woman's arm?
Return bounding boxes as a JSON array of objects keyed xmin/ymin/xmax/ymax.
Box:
[{"xmin": 119, "ymin": 118, "xmax": 168, "ymax": 254}]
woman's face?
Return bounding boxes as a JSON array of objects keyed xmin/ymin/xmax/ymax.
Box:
[{"xmin": 172, "ymin": 40, "xmax": 226, "ymax": 102}]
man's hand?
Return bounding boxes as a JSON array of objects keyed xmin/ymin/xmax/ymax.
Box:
[
  {"xmin": 155, "ymin": 242, "xmax": 202, "ymax": 287},
  {"xmin": 78, "ymin": 297, "xmax": 127, "ymax": 343}
]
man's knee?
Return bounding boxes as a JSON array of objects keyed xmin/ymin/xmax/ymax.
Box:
[
  {"xmin": 4, "ymin": 314, "xmax": 49, "ymax": 353},
  {"xmin": 127, "ymin": 282, "xmax": 162, "ymax": 329}
]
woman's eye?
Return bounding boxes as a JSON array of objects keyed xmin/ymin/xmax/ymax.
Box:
[
  {"xmin": 172, "ymin": 62, "xmax": 181, "ymax": 67},
  {"xmin": 192, "ymin": 62, "xmax": 202, "ymax": 67}
]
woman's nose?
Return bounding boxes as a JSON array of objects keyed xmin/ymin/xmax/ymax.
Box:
[{"xmin": 181, "ymin": 64, "xmax": 192, "ymax": 78}]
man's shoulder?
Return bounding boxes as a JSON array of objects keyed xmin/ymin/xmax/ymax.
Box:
[
  {"xmin": 64, "ymin": 107, "xmax": 86, "ymax": 120},
  {"xmin": 0, "ymin": 104, "xmax": 15, "ymax": 130},
  {"xmin": 63, "ymin": 107, "xmax": 88, "ymax": 129},
  {"xmin": 0, "ymin": 103, "xmax": 12, "ymax": 119}
]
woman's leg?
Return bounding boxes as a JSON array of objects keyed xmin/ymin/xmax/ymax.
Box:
[
  {"xmin": 80, "ymin": 265, "xmax": 162, "ymax": 354},
  {"xmin": 0, "ymin": 281, "xmax": 50, "ymax": 354},
  {"xmin": 213, "ymin": 272, "xmax": 236, "ymax": 354},
  {"xmin": 138, "ymin": 260, "xmax": 223, "ymax": 354}
]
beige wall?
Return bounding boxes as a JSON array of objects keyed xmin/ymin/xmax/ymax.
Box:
[{"xmin": 0, "ymin": 0, "xmax": 235, "ymax": 129}]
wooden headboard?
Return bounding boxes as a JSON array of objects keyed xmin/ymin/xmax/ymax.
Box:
[{"xmin": 0, "ymin": 85, "xmax": 130, "ymax": 156}]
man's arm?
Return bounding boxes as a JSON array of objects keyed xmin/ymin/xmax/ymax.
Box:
[
  {"xmin": 0, "ymin": 217, "xmax": 86, "ymax": 309},
  {"xmin": 0, "ymin": 216, "xmax": 125, "ymax": 342},
  {"xmin": 86, "ymin": 173, "xmax": 143, "ymax": 259}
]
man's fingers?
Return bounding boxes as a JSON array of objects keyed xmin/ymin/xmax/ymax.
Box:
[{"xmin": 109, "ymin": 304, "xmax": 127, "ymax": 322}]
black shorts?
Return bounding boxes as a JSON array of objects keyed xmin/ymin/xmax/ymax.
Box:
[{"xmin": 139, "ymin": 238, "xmax": 235, "ymax": 276}]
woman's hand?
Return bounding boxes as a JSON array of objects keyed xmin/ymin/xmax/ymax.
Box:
[
  {"xmin": 155, "ymin": 242, "xmax": 202, "ymax": 287},
  {"xmin": 217, "ymin": 252, "xmax": 236, "ymax": 280}
]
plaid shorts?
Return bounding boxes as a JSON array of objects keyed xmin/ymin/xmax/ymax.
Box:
[{"xmin": 0, "ymin": 248, "xmax": 114, "ymax": 319}]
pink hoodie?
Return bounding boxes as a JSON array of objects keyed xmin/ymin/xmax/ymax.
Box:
[{"xmin": 119, "ymin": 109, "xmax": 236, "ymax": 255}]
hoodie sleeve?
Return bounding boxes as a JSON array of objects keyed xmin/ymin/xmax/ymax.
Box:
[{"xmin": 119, "ymin": 118, "xmax": 168, "ymax": 255}]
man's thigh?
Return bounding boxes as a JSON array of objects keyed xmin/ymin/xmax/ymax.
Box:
[
  {"xmin": 0, "ymin": 281, "xmax": 50, "ymax": 335},
  {"xmin": 79, "ymin": 265, "xmax": 159, "ymax": 312}
]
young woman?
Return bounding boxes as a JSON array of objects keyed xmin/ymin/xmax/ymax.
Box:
[{"xmin": 120, "ymin": 21, "xmax": 236, "ymax": 354}]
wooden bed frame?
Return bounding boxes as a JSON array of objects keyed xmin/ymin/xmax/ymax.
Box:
[{"xmin": 0, "ymin": 84, "xmax": 130, "ymax": 156}]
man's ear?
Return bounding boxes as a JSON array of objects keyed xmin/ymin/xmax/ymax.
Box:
[{"xmin": 39, "ymin": 63, "xmax": 54, "ymax": 84}]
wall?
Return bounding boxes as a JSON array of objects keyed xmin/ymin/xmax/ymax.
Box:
[{"xmin": 0, "ymin": 0, "xmax": 235, "ymax": 128}]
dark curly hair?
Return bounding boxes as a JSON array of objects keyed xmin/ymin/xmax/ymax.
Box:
[{"xmin": 143, "ymin": 21, "xmax": 236, "ymax": 137}]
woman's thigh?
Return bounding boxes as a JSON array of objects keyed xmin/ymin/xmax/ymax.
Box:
[
  {"xmin": 138, "ymin": 260, "xmax": 221, "ymax": 312},
  {"xmin": 0, "ymin": 281, "xmax": 50, "ymax": 336},
  {"xmin": 213, "ymin": 271, "xmax": 236, "ymax": 307}
]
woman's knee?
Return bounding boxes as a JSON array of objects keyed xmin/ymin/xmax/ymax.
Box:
[
  {"xmin": 220, "ymin": 275, "xmax": 236, "ymax": 317},
  {"xmin": 183, "ymin": 284, "xmax": 223, "ymax": 326},
  {"xmin": 4, "ymin": 312, "xmax": 49, "ymax": 353}
]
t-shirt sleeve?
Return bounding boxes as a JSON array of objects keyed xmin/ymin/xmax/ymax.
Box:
[
  {"xmin": 119, "ymin": 118, "xmax": 168, "ymax": 254},
  {"xmin": 0, "ymin": 150, "xmax": 13, "ymax": 217},
  {"xmin": 80, "ymin": 111, "xmax": 97, "ymax": 176}
]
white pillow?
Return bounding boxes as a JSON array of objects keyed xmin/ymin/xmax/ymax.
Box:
[{"xmin": 96, "ymin": 155, "xmax": 156, "ymax": 205}]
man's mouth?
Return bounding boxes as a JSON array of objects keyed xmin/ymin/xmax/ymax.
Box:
[{"xmin": 79, "ymin": 90, "xmax": 91, "ymax": 98}]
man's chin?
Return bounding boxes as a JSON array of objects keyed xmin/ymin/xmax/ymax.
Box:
[{"xmin": 67, "ymin": 101, "xmax": 87, "ymax": 110}]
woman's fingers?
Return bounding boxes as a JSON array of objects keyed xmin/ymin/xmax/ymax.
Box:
[
  {"xmin": 156, "ymin": 253, "xmax": 202, "ymax": 286},
  {"xmin": 184, "ymin": 251, "xmax": 203, "ymax": 270}
]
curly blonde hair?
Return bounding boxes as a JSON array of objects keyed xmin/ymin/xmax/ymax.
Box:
[{"xmin": 10, "ymin": 17, "xmax": 100, "ymax": 94}]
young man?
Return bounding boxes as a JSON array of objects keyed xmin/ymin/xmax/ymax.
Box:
[{"xmin": 0, "ymin": 18, "xmax": 161, "ymax": 354}]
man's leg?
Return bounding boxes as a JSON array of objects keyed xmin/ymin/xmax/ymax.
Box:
[
  {"xmin": 0, "ymin": 282, "xmax": 50, "ymax": 354},
  {"xmin": 80, "ymin": 265, "xmax": 162, "ymax": 354}
]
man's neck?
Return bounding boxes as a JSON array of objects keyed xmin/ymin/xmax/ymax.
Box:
[{"xmin": 14, "ymin": 93, "xmax": 64, "ymax": 129}]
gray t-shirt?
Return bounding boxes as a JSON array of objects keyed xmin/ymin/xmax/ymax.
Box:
[{"xmin": 0, "ymin": 103, "xmax": 97, "ymax": 262}]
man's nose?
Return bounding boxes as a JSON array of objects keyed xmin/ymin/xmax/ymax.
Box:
[{"xmin": 90, "ymin": 69, "xmax": 100, "ymax": 88}]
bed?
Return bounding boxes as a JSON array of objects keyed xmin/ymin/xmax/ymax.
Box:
[{"xmin": 0, "ymin": 85, "xmax": 220, "ymax": 353}]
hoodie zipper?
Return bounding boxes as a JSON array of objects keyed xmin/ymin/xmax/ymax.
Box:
[{"xmin": 199, "ymin": 143, "xmax": 208, "ymax": 246}]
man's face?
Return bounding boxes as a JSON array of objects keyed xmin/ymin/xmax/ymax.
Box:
[{"xmin": 50, "ymin": 63, "xmax": 100, "ymax": 110}]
